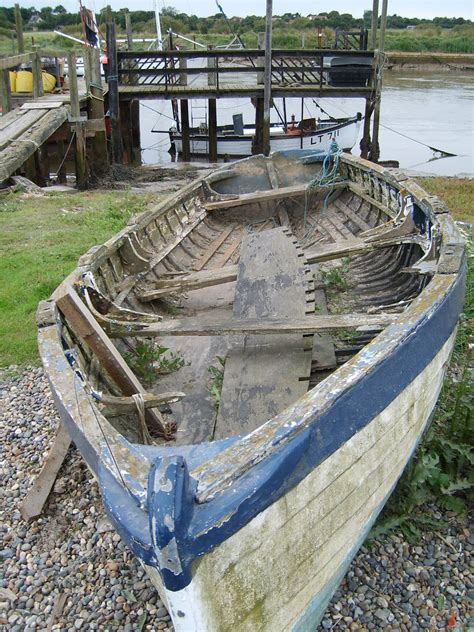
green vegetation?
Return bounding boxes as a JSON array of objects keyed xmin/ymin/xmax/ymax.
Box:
[
  {"xmin": 124, "ymin": 339, "xmax": 187, "ymax": 384},
  {"xmin": 0, "ymin": 5, "xmax": 473, "ymax": 54},
  {"xmin": 208, "ymin": 356, "xmax": 225, "ymax": 411},
  {"xmin": 0, "ymin": 189, "xmax": 156, "ymax": 367}
]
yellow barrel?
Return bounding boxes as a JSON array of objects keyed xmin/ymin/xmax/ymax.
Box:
[
  {"xmin": 9, "ymin": 71, "xmax": 17, "ymax": 93},
  {"xmin": 16, "ymin": 70, "xmax": 33, "ymax": 93},
  {"xmin": 42, "ymin": 72, "xmax": 56, "ymax": 93}
]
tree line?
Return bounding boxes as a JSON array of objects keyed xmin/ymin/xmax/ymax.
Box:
[{"xmin": 0, "ymin": 5, "xmax": 472, "ymax": 35}]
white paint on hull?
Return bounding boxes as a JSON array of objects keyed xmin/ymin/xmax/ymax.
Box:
[
  {"xmin": 173, "ymin": 120, "xmax": 361, "ymax": 157},
  {"xmin": 145, "ymin": 330, "xmax": 455, "ymax": 632}
]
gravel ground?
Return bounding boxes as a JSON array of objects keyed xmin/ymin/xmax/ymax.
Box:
[{"xmin": 1, "ymin": 367, "xmax": 472, "ymax": 631}]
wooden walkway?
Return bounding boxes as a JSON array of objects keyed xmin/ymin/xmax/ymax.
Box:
[{"xmin": 0, "ymin": 81, "xmax": 89, "ymax": 183}]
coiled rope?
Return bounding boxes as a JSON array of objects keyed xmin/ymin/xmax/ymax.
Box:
[{"xmin": 304, "ymin": 141, "xmax": 344, "ymax": 229}]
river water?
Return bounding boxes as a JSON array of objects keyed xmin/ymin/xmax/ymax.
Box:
[{"xmin": 139, "ymin": 69, "xmax": 474, "ymax": 177}]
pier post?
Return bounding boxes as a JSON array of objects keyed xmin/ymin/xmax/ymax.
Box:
[
  {"xmin": 14, "ymin": 4, "xmax": 24, "ymax": 54},
  {"xmin": 369, "ymin": 0, "xmax": 388, "ymax": 162},
  {"xmin": 207, "ymin": 46, "xmax": 217, "ymax": 86},
  {"xmin": 252, "ymin": 98, "xmax": 264, "ymax": 155},
  {"xmin": 370, "ymin": 0, "xmax": 379, "ymax": 49},
  {"xmin": 257, "ymin": 33, "xmax": 264, "ymax": 84},
  {"xmin": 68, "ymin": 52, "xmax": 88, "ymax": 190},
  {"xmin": 107, "ymin": 20, "xmax": 124, "ymax": 164},
  {"xmin": 32, "ymin": 47, "xmax": 44, "ymax": 99},
  {"xmin": 0, "ymin": 70, "xmax": 12, "ymax": 114},
  {"xmin": 85, "ymin": 47, "xmax": 109, "ymax": 177},
  {"xmin": 125, "ymin": 11, "xmax": 133, "ymax": 51},
  {"xmin": 180, "ymin": 99, "xmax": 190, "ymax": 162},
  {"xmin": 208, "ymin": 98, "xmax": 217, "ymax": 162},
  {"xmin": 262, "ymin": 0, "xmax": 273, "ymax": 156}
]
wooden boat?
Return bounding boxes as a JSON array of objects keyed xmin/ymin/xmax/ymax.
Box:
[
  {"xmin": 169, "ymin": 113, "xmax": 362, "ymax": 157},
  {"xmin": 38, "ymin": 149, "xmax": 465, "ymax": 631}
]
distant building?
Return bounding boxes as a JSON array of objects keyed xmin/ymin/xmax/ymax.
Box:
[
  {"xmin": 28, "ymin": 15, "xmax": 44, "ymax": 26},
  {"xmin": 406, "ymin": 25, "xmax": 416, "ymax": 30},
  {"xmin": 308, "ymin": 14, "xmax": 328, "ymax": 22}
]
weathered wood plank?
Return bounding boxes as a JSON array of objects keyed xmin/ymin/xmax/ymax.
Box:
[
  {"xmin": 193, "ymin": 223, "xmax": 235, "ymax": 271},
  {"xmin": 205, "ymin": 181, "xmax": 347, "ymax": 211},
  {"xmin": 106, "ymin": 312, "xmax": 393, "ymax": 338},
  {"xmin": 333, "ymin": 197, "xmax": 373, "ymax": 232},
  {"xmin": 0, "ymin": 106, "xmax": 69, "ymax": 182},
  {"xmin": 0, "ymin": 108, "xmax": 48, "ymax": 150},
  {"xmin": 54, "ymin": 285, "xmax": 167, "ymax": 436},
  {"xmin": 139, "ymin": 265, "xmax": 238, "ymax": 301},
  {"xmin": 19, "ymin": 421, "xmax": 71, "ymax": 521},
  {"xmin": 215, "ymin": 228, "xmax": 311, "ymax": 438}
]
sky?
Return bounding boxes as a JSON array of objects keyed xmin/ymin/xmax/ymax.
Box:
[{"xmin": 11, "ymin": 1, "xmax": 474, "ymax": 20}]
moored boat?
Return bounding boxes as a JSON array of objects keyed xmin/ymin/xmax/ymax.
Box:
[
  {"xmin": 169, "ymin": 113, "xmax": 362, "ymax": 157},
  {"xmin": 38, "ymin": 149, "xmax": 465, "ymax": 631}
]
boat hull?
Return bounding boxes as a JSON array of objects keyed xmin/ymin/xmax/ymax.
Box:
[
  {"xmin": 145, "ymin": 328, "xmax": 456, "ymax": 631},
  {"xmin": 171, "ymin": 117, "xmax": 362, "ymax": 157},
  {"xmin": 37, "ymin": 151, "xmax": 465, "ymax": 632}
]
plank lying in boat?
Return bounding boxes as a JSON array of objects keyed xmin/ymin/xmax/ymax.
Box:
[
  {"xmin": 55, "ymin": 285, "xmax": 168, "ymax": 436},
  {"xmin": 204, "ymin": 181, "xmax": 348, "ymax": 211},
  {"xmin": 139, "ymin": 266, "xmax": 239, "ymax": 301},
  {"xmin": 215, "ymin": 228, "xmax": 311, "ymax": 439},
  {"xmin": 106, "ymin": 313, "xmax": 394, "ymax": 338}
]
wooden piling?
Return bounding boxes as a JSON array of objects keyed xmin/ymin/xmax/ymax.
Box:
[
  {"xmin": 125, "ymin": 11, "xmax": 133, "ymax": 51},
  {"xmin": 14, "ymin": 4, "xmax": 24, "ymax": 54},
  {"xmin": 32, "ymin": 47, "xmax": 44, "ymax": 99},
  {"xmin": 180, "ymin": 99, "xmax": 190, "ymax": 162},
  {"xmin": 252, "ymin": 98, "xmax": 264, "ymax": 155},
  {"xmin": 106, "ymin": 21, "xmax": 124, "ymax": 164},
  {"xmin": 68, "ymin": 52, "xmax": 88, "ymax": 190},
  {"xmin": 85, "ymin": 47, "xmax": 108, "ymax": 177},
  {"xmin": 262, "ymin": 0, "xmax": 273, "ymax": 156},
  {"xmin": 207, "ymin": 46, "xmax": 217, "ymax": 86},
  {"xmin": 208, "ymin": 98, "xmax": 217, "ymax": 162},
  {"xmin": 371, "ymin": 0, "xmax": 379, "ymax": 51},
  {"xmin": 370, "ymin": 0, "xmax": 388, "ymax": 162},
  {"xmin": 0, "ymin": 70, "xmax": 12, "ymax": 114}
]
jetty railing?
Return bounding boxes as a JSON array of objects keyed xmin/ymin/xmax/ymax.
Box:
[{"xmin": 116, "ymin": 49, "xmax": 375, "ymax": 95}]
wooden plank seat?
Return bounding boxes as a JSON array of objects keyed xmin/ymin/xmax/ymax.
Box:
[{"xmin": 213, "ymin": 227, "xmax": 312, "ymax": 439}]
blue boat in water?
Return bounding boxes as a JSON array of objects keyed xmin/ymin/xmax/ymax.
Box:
[{"xmin": 38, "ymin": 149, "xmax": 465, "ymax": 630}]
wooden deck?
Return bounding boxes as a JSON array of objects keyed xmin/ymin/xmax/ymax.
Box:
[
  {"xmin": 0, "ymin": 81, "xmax": 89, "ymax": 183},
  {"xmin": 118, "ymin": 83, "xmax": 372, "ymax": 100}
]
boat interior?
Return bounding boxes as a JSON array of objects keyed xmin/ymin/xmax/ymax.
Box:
[{"xmin": 53, "ymin": 151, "xmax": 438, "ymax": 449}]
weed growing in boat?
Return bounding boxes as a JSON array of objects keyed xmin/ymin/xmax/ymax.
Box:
[
  {"xmin": 371, "ymin": 237, "xmax": 473, "ymax": 542},
  {"xmin": 208, "ymin": 356, "xmax": 226, "ymax": 410},
  {"xmin": 124, "ymin": 339, "xmax": 187, "ymax": 384},
  {"xmin": 321, "ymin": 266, "xmax": 349, "ymax": 291}
]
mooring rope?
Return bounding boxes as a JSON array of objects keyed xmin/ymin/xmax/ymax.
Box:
[{"xmin": 304, "ymin": 140, "xmax": 343, "ymax": 229}]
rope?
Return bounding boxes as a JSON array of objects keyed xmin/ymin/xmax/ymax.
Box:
[
  {"xmin": 304, "ymin": 141, "xmax": 344, "ymax": 229},
  {"xmin": 54, "ymin": 131, "xmax": 76, "ymax": 178},
  {"xmin": 132, "ymin": 393, "xmax": 154, "ymax": 445}
]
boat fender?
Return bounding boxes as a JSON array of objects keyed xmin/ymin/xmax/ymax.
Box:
[{"xmin": 147, "ymin": 456, "xmax": 195, "ymax": 590}]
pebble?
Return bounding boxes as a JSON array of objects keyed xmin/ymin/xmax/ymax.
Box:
[{"xmin": 1, "ymin": 367, "xmax": 470, "ymax": 631}]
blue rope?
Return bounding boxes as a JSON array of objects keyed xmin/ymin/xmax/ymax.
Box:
[{"xmin": 304, "ymin": 141, "xmax": 344, "ymax": 229}]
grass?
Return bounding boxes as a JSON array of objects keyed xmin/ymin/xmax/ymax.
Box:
[
  {"xmin": 0, "ymin": 189, "xmax": 156, "ymax": 367},
  {"xmin": 418, "ymin": 177, "xmax": 474, "ymax": 226}
]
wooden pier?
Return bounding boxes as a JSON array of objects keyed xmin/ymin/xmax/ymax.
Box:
[{"xmin": 0, "ymin": 0, "xmax": 387, "ymax": 188}]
